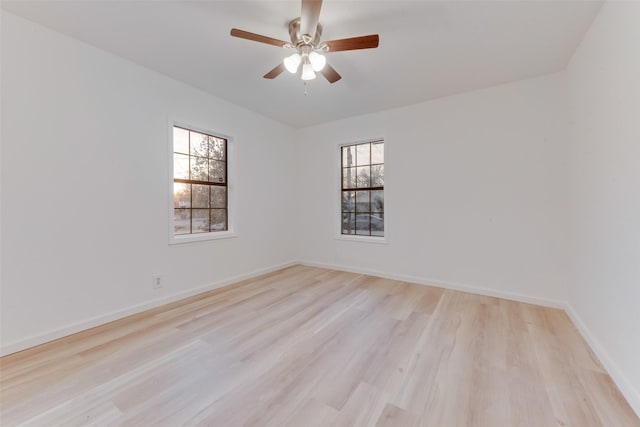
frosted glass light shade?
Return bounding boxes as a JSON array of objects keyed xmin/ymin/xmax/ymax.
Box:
[
  {"xmin": 301, "ymin": 63, "xmax": 316, "ymax": 80},
  {"xmin": 283, "ymin": 53, "xmax": 301, "ymax": 73},
  {"xmin": 308, "ymin": 51, "xmax": 326, "ymax": 72}
]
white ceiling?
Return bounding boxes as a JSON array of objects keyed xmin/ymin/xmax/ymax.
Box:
[{"xmin": 2, "ymin": 0, "xmax": 602, "ymax": 128}]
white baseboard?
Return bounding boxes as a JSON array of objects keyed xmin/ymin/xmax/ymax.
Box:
[
  {"xmin": 299, "ymin": 260, "xmax": 566, "ymax": 309},
  {"xmin": 564, "ymin": 304, "xmax": 640, "ymax": 419},
  {"xmin": 0, "ymin": 260, "xmax": 298, "ymax": 357}
]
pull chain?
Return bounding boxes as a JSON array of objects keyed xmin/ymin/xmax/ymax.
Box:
[{"xmin": 304, "ymin": 82, "xmax": 308, "ymax": 96}]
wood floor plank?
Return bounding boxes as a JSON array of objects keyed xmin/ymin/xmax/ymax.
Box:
[
  {"xmin": 332, "ymin": 382, "xmax": 389, "ymax": 427},
  {"xmin": 375, "ymin": 403, "xmax": 419, "ymax": 427},
  {"xmin": 501, "ymin": 300, "xmax": 558, "ymax": 426},
  {"xmin": 279, "ymin": 398, "xmax": 339, "ymax": 427},
  {"xmin": 1, "ymin": 265, "xmax": 638, "ymax": 427}
]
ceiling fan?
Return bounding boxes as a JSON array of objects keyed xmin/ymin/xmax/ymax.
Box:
[{"xmin": 230, "ymin": 0, "xmax": 379, "ymax": 83}]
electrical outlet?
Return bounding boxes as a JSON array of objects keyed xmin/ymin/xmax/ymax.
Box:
[{"xmin": 152, "ymin": 275, "xmax": 163, "ymax": 290}]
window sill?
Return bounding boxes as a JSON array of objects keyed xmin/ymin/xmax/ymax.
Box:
[
  {"xmin": 334, "ymin": 235, "xmax": 388, "ymax": 244},
  {"xmin": 169, "ymin": 231, "xmax": 237, "ymax": 245}
]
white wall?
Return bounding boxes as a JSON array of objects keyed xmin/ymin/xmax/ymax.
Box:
[
  {"xmin": 565, "ymin": 1, "xmax": 640, "ymax": 414},
  {"xmin": 296, "ymin": 73, "xmax": 569, "ymax": 305},
  {"xmin": 0, "ymin": 12, "xmax": 297, "ymax": 354}
]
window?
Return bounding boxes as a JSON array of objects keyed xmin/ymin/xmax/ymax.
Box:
[
  {"xmin": 341, "ymin": 140, "xmax": 384, "ymax": 237},
  {"xmin": 172, "ymin": 125, "xmax": 228, "ymax": 237}
]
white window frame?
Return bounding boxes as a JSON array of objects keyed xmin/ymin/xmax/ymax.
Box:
[
  {"xmin": 335, "ymin": 137, "xmax": 388, "ymax": 244},
  {"xmin": 168, "ymin": 119, "xmax": 237, "ymax": 245}
]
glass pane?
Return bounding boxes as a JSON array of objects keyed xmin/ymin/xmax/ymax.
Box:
[
  {"xmin": 190, "ymin": 131, "xmax": 208, "ymax": 157},
  {"xmin": 173, "ymin": 127, "xmax": 189, "ymax": 154},
  {"xmin": 356, "ymin": 143, "xmax": 370, "ymax": 166},
  {"xmin": 371, "ymin": 190, "xmax": 384, "ymax": 213},
  {"xmin": 211, "ymin": 186, "xmax": 226, "ymax": 208},
  {"xmin": 341, "ymin": 191, "xmax": 355, "ymax": 213},
  {"xmin": 342, "ymin": 146, "xmax": 355, "ymax": 168},
  {"xmin": 174, "ymin": 209, "xmax": 190, "ymax": 235},
  {"xmin": 209, "ymin": 160, "xmax": 226, "ymax": 183},
  {"xmin": 190, "ymin": 156, "xmax": 208, "ymax": 181},
  {"xmin": 174, "ymin": 183, "xmax": 191, "ymax": 208},
  {"xmin": 211, "ymin": 209, "xmax": 227, "ymax": 231},
  {"xmin": 371, "ymin": 214, "xmax": 384, "ymax": 236},
  {"xmin": 342, "ymin": 167, "xmax": 356, "ymax": 189},
  {"xmin": 342, "ymin": 212, "xmax": 355, "ymax": 235},
  {"xmin": 356, "ymin": 191, "xmax": 370, "ymax": 213},
  {"xmin": 355, "ymin": 214, "xmax": 370, "ymax": 235},
  {"xmin": 192, "ymin": 209, "xmax": 210, "ymax": 233},
  {"xmin": 192, "ymin": 184, "xmax": 209, "ymax": 208},
  {"xmin": 371, "ymin": 165, "xmax": 384, "ymax": 187},
  {"xmin": 210, "ymin": 137, "xmax": 226, "ymax": 160},
  {"xmin": 173, "ymin": 154, "xmax": 189, "ymax": 179},
  {"xmin": 371, "ymin": 142, "xmax": 384, "ymax": 164},
  {"xmin": 356, "ymin": 166, "xmax": 370, "ymax": 188}
]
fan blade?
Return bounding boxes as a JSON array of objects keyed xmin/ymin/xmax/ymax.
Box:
[
  {"xmin": 324, "ymin": 34, "xmax": 379, "ymax": 52},
  {"xmin": 263, "ymin": 63, "xmax": 286, "ymax": 79},
  {"xmin": 320, "ymin": 64, "xmax": 341, "ymax": 83},
  {"xmin": 300, "ymin": 0, "xmax": 323, "ymax": 39},
  {"xmin": 230, "ymin": 28, "xmax": 288, "ymax": 48}
]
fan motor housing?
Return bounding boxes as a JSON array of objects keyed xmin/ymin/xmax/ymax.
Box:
[{"xmin": 289, "ymin": 18, "xmax": 322, "ymax": 47}]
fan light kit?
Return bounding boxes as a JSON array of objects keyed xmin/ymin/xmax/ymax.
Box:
[
  {"xmin": 285, "ymin": 50, "xmax": 327, "ymax": 80},
  {"xmin": 230, "ymin": 0, "xmax": 379, "ymax": 84}
]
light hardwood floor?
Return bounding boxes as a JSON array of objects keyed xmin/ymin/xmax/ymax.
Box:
[{"xmin": 1, "ymin": 266, "xmax": 638, "ymax": 426}]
